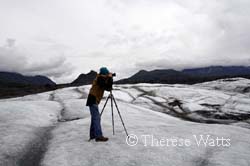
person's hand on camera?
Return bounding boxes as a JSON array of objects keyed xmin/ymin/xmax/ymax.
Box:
[{"xmin": 108, "ymin": 73, "xmax": 113, "ymax": 77}]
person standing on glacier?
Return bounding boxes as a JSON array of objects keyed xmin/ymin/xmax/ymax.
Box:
[{"xmin": 86, "ymin": 67, "xmax": 113, "ymax": 142}]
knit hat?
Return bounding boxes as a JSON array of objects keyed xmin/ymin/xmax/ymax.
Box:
[{"xmin": 99, "ymin": 67, "xmax": 110, "ymax": 75}]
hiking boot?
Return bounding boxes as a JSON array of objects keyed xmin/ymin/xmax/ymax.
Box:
[{"xmin": 95, "ymin": 136, "xmax": 109, "ymax": 142}]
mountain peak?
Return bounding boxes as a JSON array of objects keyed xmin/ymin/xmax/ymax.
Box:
[{"xmin": 71, "ymin": 71, "xmax": 97, "ymax": 86}]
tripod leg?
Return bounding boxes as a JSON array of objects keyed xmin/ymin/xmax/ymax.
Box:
[
  {"xmin": 100, "ymin": 95, "xmax": 110, "ymax": 117},
  {"xmin": 111, "ymin": 94, "xmax": 115, "ymax": 135},
  {"xmin": 112, "ymin": 95, "xmax": 129, "ymax": 137}
]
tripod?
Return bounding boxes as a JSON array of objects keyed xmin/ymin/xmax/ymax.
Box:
[{"xmin": 100, "ymin": 90, "xmax": 129, "ymax": 137}]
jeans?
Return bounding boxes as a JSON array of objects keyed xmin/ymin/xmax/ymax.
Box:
[{"xmin": 89, "ymin": 104, "xmax": 103, "ymax": 139}]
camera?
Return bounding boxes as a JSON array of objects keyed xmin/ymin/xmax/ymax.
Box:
[{"xmin": 112, "ymin": 73, "xmax": 116, "ymax": 77}]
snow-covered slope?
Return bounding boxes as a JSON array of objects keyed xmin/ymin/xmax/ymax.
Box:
[{"xmin": 0, "ymin": 78, "xmax": 250, "ymax": 166}]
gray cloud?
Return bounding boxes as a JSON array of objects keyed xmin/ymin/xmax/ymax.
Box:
[
  {"xmin": 0, "ymin": 39, "xmax": 28, "ymax": 73},
  {"xmin": 103, "ymin": 0, "xmax": 250, "ymax": 72},
  {"xmin": 0, "ymin": 39, "xmax": 74, "ymax": 82},
  {"xmin": 0, "ymin": 0, "xmax": 249, "ymax": 82}
]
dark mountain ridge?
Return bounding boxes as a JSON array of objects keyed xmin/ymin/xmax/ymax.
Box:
[
  {"xmin": 0, "ymin": 72, "xmax": 56, "ymax": 99},
  {"xmin": 116, "ymin": 66, "xmax": 250, "ymax": 84},
  {"xmin": 1, "ymin": 66, "xmax": 250, "ymax": 99},
  {"xmin": 118, "ymin": 69, "xmax": 192, "ymax": 84},
  {"xmin": 182, "ymin": 66, "xmax": 250, "ymax": 77},
  {"xmin": 0, "ymin": 71, "xmax": 55, "ymax": 86}
]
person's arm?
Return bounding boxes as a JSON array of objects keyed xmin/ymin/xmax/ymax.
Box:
[{"xmin": 97, "ymin": 75, "xmax": 113, "ymax": 90}]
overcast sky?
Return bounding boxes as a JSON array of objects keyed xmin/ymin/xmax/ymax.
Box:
[{"xmin": 0, "ymin": 0, "xmax": 250, "ymax": 83}]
